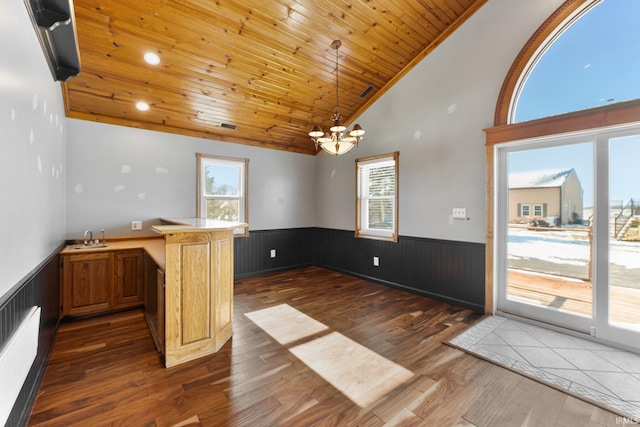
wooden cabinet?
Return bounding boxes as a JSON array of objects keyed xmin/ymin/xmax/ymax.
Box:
[
  {"xmin": 161, "ymin": 229, "xmax": 235, "ymax": 367},
  {"xmin": 60, "ymin": 224, "xmax": 242, "ymax": 367},
  {"xmin": 61, "ymin": 249, "xmax": 146, "ymax": 317},
  {"xmin": 114, "ymin": 250, "xmax": 145, "ymax": 308},
  {"xmin": 61, "ymin": 252, "xmax": 114, "ymax": 316}
]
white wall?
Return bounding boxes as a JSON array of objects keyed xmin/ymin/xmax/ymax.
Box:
[
  {"xmin": 0, "ymin": 0, "xmax": 67, "ymax": 298},
  {"xmin": 66, "ymin": 120, "xmax": 316, "ymax": 239},
  {"xmin": 315, "ymin": 0, "xmax": 564, "ymax": 243}
]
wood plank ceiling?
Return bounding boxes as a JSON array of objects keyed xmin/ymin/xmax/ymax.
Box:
[{"xmin": 64, "ymin": 0, "xmax": 487, "ymax": 155}]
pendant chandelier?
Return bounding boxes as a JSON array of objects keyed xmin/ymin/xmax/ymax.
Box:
[{"xmin": 309, "ymin": 40, "xmax": 365, "ymax": 156}]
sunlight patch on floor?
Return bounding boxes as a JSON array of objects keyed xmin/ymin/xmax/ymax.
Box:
[
  {"xmin": 290, "ymin": 331, "xmax": 414, "ymax": 407},
  {"xmin": 245, "ymin": 304, "xmax": 414, "ymax": 408},
  {"xmin": 244, "ymin": 303, "xmax": 328, "ymax": 345}
]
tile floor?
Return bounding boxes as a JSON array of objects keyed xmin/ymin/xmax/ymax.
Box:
[{"xmin": 448, "ymin": 316, "xmax": 640, "ymax": 420}]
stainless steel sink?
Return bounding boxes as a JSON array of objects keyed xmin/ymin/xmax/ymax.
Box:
[{"xmin": 72, "ymin": 244, "xmax": 109, "ymax": 250}]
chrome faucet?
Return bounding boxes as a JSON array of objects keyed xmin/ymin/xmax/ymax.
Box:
[{"xmin": 84, "ymin": 230, "xmax": 93, "ymax": 246}]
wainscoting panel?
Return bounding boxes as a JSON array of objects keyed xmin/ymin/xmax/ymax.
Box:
[
  {"xmin": 235, "ymin": 228, "xmax": 485, "ymax": 311},
  {"xmin": 314, "ymin": 228, "xmax": 485, "ymax": 310},
  {"xmin": 0, "ymin": 247, "xmax": 61, "ymax": 427},
  {"xmin": 234, "ymin": 228, "xmax": 316, "ymax": 278}
]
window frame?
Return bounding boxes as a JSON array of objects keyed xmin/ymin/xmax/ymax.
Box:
[
  {"xmin": 196, "ymin": 153, "xmax": 249, "ymax": 237},
  {"xmin": 533, "ymin": 204, "xmax": 543, "ymax": 217},
  {"xmin": 521, "ymin": 204, "xmax": 531, "ymax": 217},
  {"xmin": 355, "ymin": 151, "xmax": 399, "ymax": 242}
]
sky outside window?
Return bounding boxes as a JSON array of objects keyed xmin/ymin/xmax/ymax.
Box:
[
  {"xmin": 205, "ymin": 164, "xmax": 240, "ymax": 195},
  {"xmin": 514, "ymin": 0, "xmax": 640, "ymax": 123},
  {"xmin": 509, "ymin": 0, "xmax": 640, "ymax": 206}
]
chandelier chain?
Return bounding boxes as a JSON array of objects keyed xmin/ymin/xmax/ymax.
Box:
[{"xmin": 335, "ymin": 43, "xmax": 339, "ymax": 116}]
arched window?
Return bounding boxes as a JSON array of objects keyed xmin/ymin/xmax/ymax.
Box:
[{"xmin": 512, "ymin": 0, "xmax": 640, "ymax": 123}]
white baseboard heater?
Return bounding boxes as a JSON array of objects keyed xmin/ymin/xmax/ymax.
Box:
[{"xmin": 0, "ymin": 306, "xmax": 41, "ymax": 426}]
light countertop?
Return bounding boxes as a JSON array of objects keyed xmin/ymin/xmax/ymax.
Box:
[
  {"xmin": 60, "ymin": 238, "xmax": 166, "ymax": 270},
  {"xmin": 60, "ymin": 219, "xmax": 247, "ymax": 268},
  {"xmin": 152, "ymin": 218, "xmax": 248, "ymax": 235}
]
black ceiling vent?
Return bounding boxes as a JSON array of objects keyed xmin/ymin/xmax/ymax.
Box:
[
  {"xmin": 220, "ymin": 122, "xmax": 238, "ymax": 130},
  {"xmin": 359, "ymin": 85, "xmax": 375, "ymax": 99},
  {"xmin": 24, "ymin": 0, "xmax": 81, "ymax": 81}
]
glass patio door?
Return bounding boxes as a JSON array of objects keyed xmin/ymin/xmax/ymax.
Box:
[
  {"xmin": 594, "ymin": 132, "xmax": 640, "ymax": 351},
  {"xmin": 497, "ymin": 137, "xmax": 595, "ymax": 334},
  {"xmin": 497, "ymin": 126, "xmax": 640, "ymax": 351}
]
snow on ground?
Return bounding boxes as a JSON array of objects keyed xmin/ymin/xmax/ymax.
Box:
[{"xmin": 508, "ymin": 228, "xmax": 640, "ymax": 271}]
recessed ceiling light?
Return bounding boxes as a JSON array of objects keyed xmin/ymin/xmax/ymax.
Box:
[
  {"xmin": 143, "ymin": 52, "xmax": 160, "ymax": 65},
  {"xmin": 136, "ymin": 101, "xmax": 150, "ymax": 111}
]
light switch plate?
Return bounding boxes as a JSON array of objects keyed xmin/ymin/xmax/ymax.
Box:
[{"xmin": 131, "ymin": 220, "xmax": 142, "ymax": 230}]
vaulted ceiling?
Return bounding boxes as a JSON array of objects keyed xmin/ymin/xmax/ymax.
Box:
[{"xmin": 64, "ymin": 0, "xmax": 487, "ymax": 155}]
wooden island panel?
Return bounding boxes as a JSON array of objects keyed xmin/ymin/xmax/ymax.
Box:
[
  {"xmin": 160, "ymin": 225, "xmax": 241, "ymax": 368},
  {"xmin": 214, "ymin": 236, "xmax": 233, "ymax": 348},
  {"xmin": 180, "ymin": 241, "xmax": 211, "ymax": 344}
]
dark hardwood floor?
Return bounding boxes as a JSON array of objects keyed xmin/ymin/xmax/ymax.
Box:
[{"xmin": 28, "ymin": 266, "xmax": 619, "ymax": 426}]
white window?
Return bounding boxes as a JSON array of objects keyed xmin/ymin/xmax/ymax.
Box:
[
  {"xmin": 533, "ymin": 204, "xmax": 543, "ymax": 217},
  {"xmin": 521, "ymin": 204, "xmax": 530, "ymax": 217},
  {"xmin": 356, "ymin": 152, "xmax": 399, "ymax": 242},
  {"xmin": 196, "ymin": 153, "xmax": 248, "ymax": 237}
]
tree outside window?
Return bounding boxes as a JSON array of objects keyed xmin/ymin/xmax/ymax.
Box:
[{"xmin": 197, "ymin": 154, "xmax": 248, "ymax": 237}]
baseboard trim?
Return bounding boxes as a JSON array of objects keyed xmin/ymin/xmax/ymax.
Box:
[{"xmin": 235, "ymin": 262, "xmax": 314, "ymax": 280}]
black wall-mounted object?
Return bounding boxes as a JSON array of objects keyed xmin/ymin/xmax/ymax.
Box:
[
  {"xmin": 1, "ymin": 246, "xmax": 61, "ymax": 426},
  {"xmin": 23, "ymin": 0, "xmax": 81, "ymax": 81}
]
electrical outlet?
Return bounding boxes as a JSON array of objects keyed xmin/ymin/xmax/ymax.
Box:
[
  {"xmin": 373, "ymin": 256, "xmax": 379, "ymax": 267},
  {"xmin": 131, "ymin": 220, "xmax": 142, "ymax": 230},
  {"xmin": 270, "ymin": 249, "xmax": 276, "ymax": 258},
  {"xmin": 452, "ymin": 208, "xmax": 467, "ymax": 219}
]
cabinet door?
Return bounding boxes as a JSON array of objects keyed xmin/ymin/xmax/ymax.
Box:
[
  {"xmin": 144, "ymin": 252, "xmax": 157, "ymax": 314},
  {"xmin": 143, "ymin": 252, "xmax": 165, "ymax": 354},
  {"xmin": 62, "ymin": 252, "xmax": 113, "ymax": 316},
  {"xmin": 157, "ymin": 268, "xmax": 165, "ymax": 353},
  {"xmin": 114, "ymin": 250, "xmax": 145, "ymax": 308}
]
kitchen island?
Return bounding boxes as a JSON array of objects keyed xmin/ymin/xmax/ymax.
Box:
[
  {"xmin": 59, "ymin": 218, "xmax": 246, "ymax": 368},
  {"xmin": 152, "ymin": 218, "xmax": 247, "ymax": 367}
]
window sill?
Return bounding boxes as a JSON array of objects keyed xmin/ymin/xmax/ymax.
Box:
[{"xmin": 355, "ymin": 230, "xmax": 397, "ymax": 243}]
